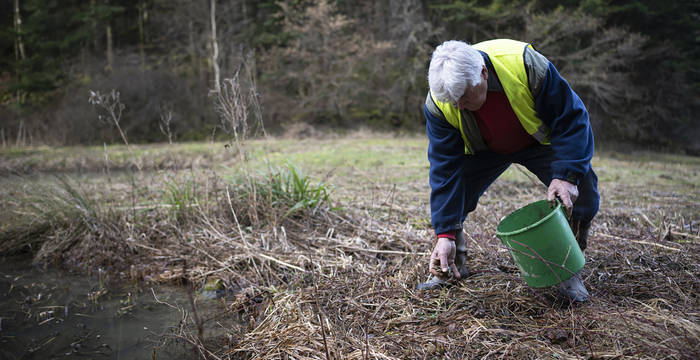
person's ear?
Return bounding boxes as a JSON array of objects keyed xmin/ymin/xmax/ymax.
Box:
[{"xmin": 482, "ymin": 65, "xmax": 488, "ymax": 80}]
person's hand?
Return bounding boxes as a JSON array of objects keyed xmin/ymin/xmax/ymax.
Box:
[
  {"xmin": 429, "ymin": 237, "xmax": 460, "ymax": 280},
  {"xmin": 548, "ymin": 179, "xmax": 579, "ymax": 217}
]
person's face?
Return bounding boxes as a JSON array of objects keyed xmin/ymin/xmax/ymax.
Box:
[{"xmin": 455, "ymin": 66, "xmax": 488, "ymax": 111}]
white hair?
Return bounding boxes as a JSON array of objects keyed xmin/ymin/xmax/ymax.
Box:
[{"xmin": 428, "ymin": 40, "xmax": 485, "ymax": 104}]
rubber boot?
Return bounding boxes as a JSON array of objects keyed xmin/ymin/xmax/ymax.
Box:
[
  {"xmin": 557, "ymin": 219, "xmax": 592, "ymax": 302},
  {"xmin": 558, "ymin": 271, "xmax": 590, "ymax": 302},
  {"xmin": 569, "ymin": 219, "xmax": 591, "ymax": 251},
  {"xmin": 416, "ymin": 231, "xmax": 470, "ymax": 290}
]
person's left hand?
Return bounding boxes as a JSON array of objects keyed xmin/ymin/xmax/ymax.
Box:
[{"xmin": 548, "ymin": 179, "xmax": 578, "ymax": 217}]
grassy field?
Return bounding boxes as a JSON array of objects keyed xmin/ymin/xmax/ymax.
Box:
[{"xmin": 1, "ymin": 133, "xmax": 698, "ymax": 359}]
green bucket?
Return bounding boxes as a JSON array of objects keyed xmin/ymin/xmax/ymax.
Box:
[{"xmin": 496, "ymin": 200, "xmax": 584, "ymax": 288}]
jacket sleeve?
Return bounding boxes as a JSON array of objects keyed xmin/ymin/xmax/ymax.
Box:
[
  {"xmin": 425, "ymin": 104, "xmax": 468, "ymax": 234},
  {"xmin": 532, "ymin": 58, "xmax": 594, "ymax": 185}
]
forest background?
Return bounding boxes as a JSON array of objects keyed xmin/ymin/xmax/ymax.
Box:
[{"xmin": 1, "ymin": 0, "xmax": 699, "ymax": 153}]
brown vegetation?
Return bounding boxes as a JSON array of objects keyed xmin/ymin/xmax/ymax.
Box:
[{"xmin": 0, "ymin": 136, "xmax": 697, "ymax": 359}]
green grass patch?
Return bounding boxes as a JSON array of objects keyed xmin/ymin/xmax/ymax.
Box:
[{"xmin": 259, "ymin": 162, "xmax": 334, "ymax": 217}]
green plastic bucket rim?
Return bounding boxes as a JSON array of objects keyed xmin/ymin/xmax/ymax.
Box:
[{"xmin": 496, "ymin": 200, "xmax": 561, "ymax": 237}]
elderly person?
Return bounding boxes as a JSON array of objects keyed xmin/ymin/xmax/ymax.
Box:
[{"xmin": 418, "ymin": 39, "xmax": 599, "ymax": 302}]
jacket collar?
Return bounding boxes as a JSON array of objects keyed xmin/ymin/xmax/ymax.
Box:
[{"xmin": 478, "ymin": 50, "xmax": 503, "ymax": 92}]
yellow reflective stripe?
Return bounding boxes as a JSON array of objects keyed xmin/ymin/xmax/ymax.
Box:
[
  {"xmin": 428, "ymin": 39, "xmax": 552, "ymax": 152},
  {"xmin": 430, "ymin": 90, "xmax": 473, "ymax": 154},
  {"xmin": 473, "ymin": 39, "xmax": 550, "ymax": 144}
]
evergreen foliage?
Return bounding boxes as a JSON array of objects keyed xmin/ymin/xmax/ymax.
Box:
[{"xmin": 0, "ymin": 0, "xmax": 697, "ymax": 152}]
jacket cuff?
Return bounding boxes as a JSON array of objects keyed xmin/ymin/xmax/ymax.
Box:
[
  {"xmin": 437, "ymin": 231, "xmax": 456, "ymax": 240},
  {"xmin": 552, "ymin": 169, "xmax": 582, "ymax": 186},
  {"xmin": 433, "ymin": 222, "xmax": 462, "ymax": 237}
]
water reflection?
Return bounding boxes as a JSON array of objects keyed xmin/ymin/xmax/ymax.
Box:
[{"xmin": 0, "ymin": 256, "xmax": 195, "ymax": 359}]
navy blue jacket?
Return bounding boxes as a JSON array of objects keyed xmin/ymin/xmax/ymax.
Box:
[{"xmin": 425, "ymin": 57, "xmax": 594, "ymax": 235}]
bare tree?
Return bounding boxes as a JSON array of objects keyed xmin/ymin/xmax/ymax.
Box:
[
  {"xmin": 244, "ymin": 51, "xmax": 266, "ymax": 138},
  {"xmin": 14, "ymin": 0, "xmax": 26, "ymax": 61},
  {"xmin": 158, "ymin": 102, "xmax": 174, "ymax": 144},
  {"xmin": 137, "ymin": 0, "xmax": 147, "ymax": 71},
  {"xmin": 524, "ymin": 9, "xmax": 648, "ymax": 137},
  {"xmin": 105, "ymin": 0, "xmax": 113, "ymax": 72},
  {"xmin": 13, "ymin": 0, "xmax": 26, "ymax": 146},
  {"xmin": 88, "ymin": 89, "xmax": 129, "ymax": 148},
  {"xmin": 265, "ymin": 0, "xmax": 391, "ymax": 125},
  {"xmin": 90, "ymin": 0, "xmax": 98, "ymax": 51},
  {"xmin": 212, "ymin": 71, "xmax": 247, "ymax": 150},
  {"xmin": 385, "ymin": 0, "xmax": 438, "ymax": 119},
  {"xmin": 209, "ymin": 0, "xmax": 221, "ymax": 92}
]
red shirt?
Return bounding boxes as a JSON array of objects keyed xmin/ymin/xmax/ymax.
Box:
[{"xmin": 474, "ymin": 91, "xmax": 536, "ymax": 154}]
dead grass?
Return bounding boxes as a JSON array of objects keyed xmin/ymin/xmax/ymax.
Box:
[{"xmin": 0, "ymin": 135, "xmax": 698, "ymax": 359}]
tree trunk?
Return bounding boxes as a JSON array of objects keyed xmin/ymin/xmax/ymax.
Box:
[
  {"xmin": 138, "ymin": 0, "xmax": 146, "ymax": 71},
  {"xmin": 14, "ymin": 0, "xmax": 26, "ymax": 61},
  {"xmin": 14, "ymin": 0, "xmax": 25, "ymax": 147},
  {"xmin": 91, "ymin": 0, "xmax": 98, "ymax": 51},
  {"xmin": 210, "ymin": 0, "xmax": 220, "ymax": 92},
  {"xmin": 16, "ymin": 112, "xmax": 24, "ymax": 147},
  {"xmin": 188, "ymin": 17, "xmax": 198, "ymax": 77},
  {"xmin": 106, "ymin": 24, "xmax": 113, "ymax": 72}
]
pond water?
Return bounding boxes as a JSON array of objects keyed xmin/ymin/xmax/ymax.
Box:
[{"xmin": 0, "ymin": 256, "xmax": 213, "ymax": 359}]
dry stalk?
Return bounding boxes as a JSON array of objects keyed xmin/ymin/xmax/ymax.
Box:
[
  {"xmin": 88, "ymin": 89, "xmax": 129, "ymax": 149},
  {"xmin": 225, "ymin": 186, "xmax": 249, "ymax": 247}
]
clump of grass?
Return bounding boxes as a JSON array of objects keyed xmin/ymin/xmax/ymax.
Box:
[
  {"xmin": 23, "ymin": 177, "xmax": 118, "ymax": 268},
  {"xmin": 34, "ymin": 176, "xmax": 100, "ymax": 225},
  {"xmin": 0, "ymin": 176, "xmax": 99, "ymax": 255},
  {"xmin": 162, "ymin": 175, "xmax": 200, "ymax": 224},
  {"xmin": 220, "ymin": 162, "xmax": 335, "ymax": 233},
  {"xmin": 260, "ymin": 163, "xmax": 333, "ymax": 217},
  {"xmin": 1, "ymin": 176, "xmax": 166, "ymax": 272}
]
